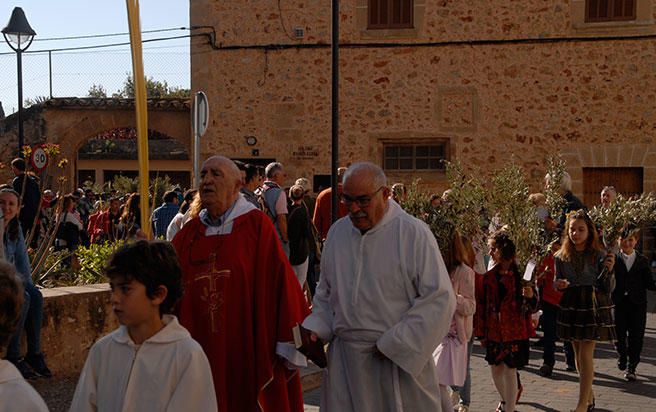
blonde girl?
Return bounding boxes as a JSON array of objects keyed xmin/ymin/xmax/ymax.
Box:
[{"xmin": 554, "ymin": 210, "xmax": 615, "ymax": 412}]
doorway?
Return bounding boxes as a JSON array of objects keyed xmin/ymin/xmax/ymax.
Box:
[{"xmin": 582, "ymin": 167, "xmax": 643, "ymax": 208}]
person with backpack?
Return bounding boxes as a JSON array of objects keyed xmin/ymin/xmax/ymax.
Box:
[
  {"xmin": 257, "ymin": 162, "xmax": 289, "ymax": 256},
  {"xmin": 287, "ymin": 184, "xmax": 312, "ymax": 287}
]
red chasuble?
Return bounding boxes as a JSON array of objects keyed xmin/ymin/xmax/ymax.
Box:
[{"xmin": 172, "ymin": 210, "xmax": 309, "ymax": 412}]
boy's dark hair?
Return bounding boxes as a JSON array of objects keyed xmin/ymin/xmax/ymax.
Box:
[
  {"xmin": 490, "ymin": 231, "xmax": 516, "ymax": 261},
  {"xmin": 104, "ymin": 240, "xmax": 183, "ymax": 315},
  {"xmin": 11, "ymin": 158, "xmax": 26, "ymax": 172},
  {"xmin": 620, "ymin": 224, "xmax": 640, "ymax": 239},
  {"xmin": 0, "ymin": 261, "xmax": 24, "ymax": 349},
  {"xmin": 163, "ymin": 190, "xmax": 177, "ymax": 203}
]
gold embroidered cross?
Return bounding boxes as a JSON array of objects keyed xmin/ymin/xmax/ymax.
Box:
[{"xmin": 195, "ymin": 253, "xmax": 231, "ymax": 333}]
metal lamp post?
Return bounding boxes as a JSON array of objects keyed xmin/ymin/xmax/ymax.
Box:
[{"xmin": 2, "ymin": 7, "xmax": 36, "ymax": 158}]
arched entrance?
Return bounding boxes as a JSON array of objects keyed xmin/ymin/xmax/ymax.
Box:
[
  {"xmin": 77, "ymin": 127, "xmax": 191, "ymax": 189},
  {"xmin": 4, "ymin": 97, "xmax": 195, "ymax": 192}
]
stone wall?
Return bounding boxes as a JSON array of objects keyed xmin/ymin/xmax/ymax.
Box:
[
  {"xmin": 194, "ymin": 0, "xmax": 656, "ymax": 45},
  {"xmin": 35, "ymin": 284, "xmax": 325, "ymax": 391},
  {"xmin": 39, "ymin": 285, "xmax": 118, "ymax": 377},
  {"xmin": 191, "ymin": 0, "xmax": 656, "ymax": 193}
]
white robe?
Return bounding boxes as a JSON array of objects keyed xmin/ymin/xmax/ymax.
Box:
[
  {"xmin": 303, "ymin": 199, "xmax": 456, "ymax": 412},
  {"xmin": 0, "ymin": 360, "xmax": 48, "ymax": 412},
  {"xmin": 70, "ymin": 315, "xmax": 217, "ymax": 412}
]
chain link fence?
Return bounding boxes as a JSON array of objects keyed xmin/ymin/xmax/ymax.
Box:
[{"xmin": 0, "ymin": 40, "xmax": 189, "ymax": 115}]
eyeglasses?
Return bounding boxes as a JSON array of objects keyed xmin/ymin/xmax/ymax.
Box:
[{"xmin": 340, "ymin": 187, "xmax": 384, "ymax": 207}]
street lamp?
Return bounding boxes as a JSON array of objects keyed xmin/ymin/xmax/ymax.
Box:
[{"xmin": 2, "ymin": 7, "xmax": 36, "ymax": 158}]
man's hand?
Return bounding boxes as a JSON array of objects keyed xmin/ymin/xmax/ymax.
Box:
[{"xmin": 522, "ymin": 286, "xmax": 534, "ymax": 299}]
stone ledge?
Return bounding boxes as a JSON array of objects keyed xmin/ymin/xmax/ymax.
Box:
[
  {"xmin": 41, "ymin": 283, "xmax": 111, "ymax": 298},
  {"xmin": 38, "ymin": 284, "xmax": 324, "ymax": 392},
  {"xmin": 39, "ymin": 284, "xmax": 118, "ymax": 378}
]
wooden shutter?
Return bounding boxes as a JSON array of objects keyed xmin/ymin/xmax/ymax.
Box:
[
  {"xmin": 368, "ymin": 0, "xmax": 413, "ymax": 29},
  {"xmin": 586, "ymin": 0, "xmax": 636, "ymax": 22}
]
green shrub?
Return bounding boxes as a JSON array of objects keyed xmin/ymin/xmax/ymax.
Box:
[
  {"xmin": 75, "ymin": 240, "xmax": 125, "ymax": 285},
  {"xmin": 32, "ymin": 248, "xmax": 74, "ymax": 287}
]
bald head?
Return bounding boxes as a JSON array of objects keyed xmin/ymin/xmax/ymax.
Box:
[
  {"xmin": 200, "ymin": 155, "xmax": 242, "ymax": 218},
  {"xmin": 343, "ymin": 162, "xmax": 387, "ymax": 189},
  {"xmin": 204, "ymin": 156, "xmax": 241, "ymax": 182}
]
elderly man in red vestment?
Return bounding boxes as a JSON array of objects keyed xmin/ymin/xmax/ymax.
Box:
[{"xmin": 172, "ymin": 155, "xmax": 309, "ymax": 412}]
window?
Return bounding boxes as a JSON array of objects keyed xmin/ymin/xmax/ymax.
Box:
[
  {"xmin": 383, "ymin": 143, "xmax": 446, "ymax": 171},
  {"xmin": 586, "ymin": 0, "xmax": 636, "ymax": 22},
  {"xmin": 368, "ymin": 0, "xmax": 414, "ymax": 29}
]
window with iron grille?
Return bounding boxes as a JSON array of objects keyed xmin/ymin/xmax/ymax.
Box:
[
  {"xmin": 368, "ymin": 0, "xmax": 414, "ymax": 29},
  {"xmin": 383, "ymin": 143, "xmax": 447, "ymax": 171},
  {"xmin": 586, "ymin": 0, "xmax": 636, "ymax": 22}
]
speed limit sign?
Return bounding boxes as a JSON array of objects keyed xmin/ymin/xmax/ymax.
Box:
[{"xmin": 31, "ymin": 146, "xmax": 49, "ymax": 172}]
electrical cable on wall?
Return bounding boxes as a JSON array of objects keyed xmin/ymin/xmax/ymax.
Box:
[
  {"xmin": 257, "ymin": 49, "xmax": 269, "ymax": 87},
  {"xmin": 199, "ymin": 30, "xmax": 656, "ymax": 51},
  {"xmin": 277, "ymin": 0, "xmax": 300, "ymax": 41}
]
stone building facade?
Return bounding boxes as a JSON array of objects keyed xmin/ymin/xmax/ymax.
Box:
[{"xmin": 191, "ymin": 0, "xmax": 656, "ymax": 204}]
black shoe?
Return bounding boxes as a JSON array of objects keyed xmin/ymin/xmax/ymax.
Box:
[
  {"xmin": 624, "ymin": 369, "xmax": 636, "ymax": 382},
  {"xmin": 539, "ymin": 363, "xmax": 553, "ymax": 377},
  {"xmin": 618, "ymin": 358, "xmax": 627, "ymax": 371},
  {"xmin": 565, "ymin": 363, "xmax": 576, "ymax": 372},
  {"xmin": 9, "ymin": 358, "xmax": 37, "ymax": 379},
  {"xmin": 24, "ymin": 353, "xmax": 52, "ymax": 378}
]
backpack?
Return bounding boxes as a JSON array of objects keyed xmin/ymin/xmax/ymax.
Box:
[
  {"xmin": 57, "ymin": 212, "xmax": 81, "ymax": 248},
  {"xmin": 255, "ymin": 182, "xmax": 283, "ymax": 222}
]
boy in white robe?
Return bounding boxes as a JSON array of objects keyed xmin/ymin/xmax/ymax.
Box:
[
  {"xmin": 70, "ymin": 241, "xmax": 217, "ymax": 412},
  {"xmin": 0, "ymin": 261, "xmax": 48, "ymax": 412}
]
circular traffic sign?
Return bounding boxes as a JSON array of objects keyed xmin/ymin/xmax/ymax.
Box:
[{"xmin": 31, "ymin": 146, "xmax": 49, "ymax": 172}]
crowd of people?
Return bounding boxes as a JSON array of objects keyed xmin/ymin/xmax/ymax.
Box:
[{"xmin": 0, "ymin": 155, "xmax": 653, "ymax": 412}]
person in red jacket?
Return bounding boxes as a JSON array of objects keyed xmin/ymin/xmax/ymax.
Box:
[
  {"xmin": 475, "ymin": 231, "xmax": 538, "ymax": 412},
  {"xmin": 89, "ymin": 197, "xmax": 122, "ymax": 243},
  {"xmin": 312, "ymin": 167, "xmax": 348, "ymax": 241}
]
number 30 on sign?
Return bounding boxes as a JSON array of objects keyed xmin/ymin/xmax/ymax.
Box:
[{"xmin": 30, "ymin": 146, "xmax": 49, "ymax": 172}]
